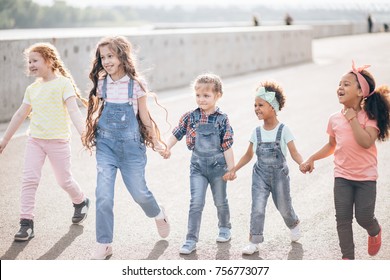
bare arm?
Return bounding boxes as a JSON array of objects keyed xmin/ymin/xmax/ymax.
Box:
[
  {"xmin": 223, "ymin": 143, "xmax": 254, "ymax": 181},
  {"xmin": 223, "ymin": 147, "xmax": 235, "ymax": 171},
  {"xmin": 349, "ymin": 118, "xmax": 378, "ymax": 148},
  {"xmin": 137, "ymin": 95, "xmax": 163, "ymax": 150},
  {"xmin": 231, "ymin": 143, "xmax": 254, "ymax": 174},
  {"xmin": 344, "ymin": 108, "xmax": 378, "ymax": 148},
  {"xmin": 287, "ymin": 140, "xmax": 303, "ymax": 165},
  {"xmin": 65, "ymin": 96, "xmax": 85, "ymax": 136},
  {"xmin": 0, "ymin": 103, "xmax": 31, "ymax": 153},
  {"xmin": 302, "ymin": 135, "xmax": 336, "ymax": 173},
  {"xmin": 161, "ymin": 134, "xmax": 179, "ymax": 159}
]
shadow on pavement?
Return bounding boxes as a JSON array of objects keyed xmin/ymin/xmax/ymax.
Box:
[
  {"xmin": 0, "ymin": 240, "xmax": 30, "ymax": 260},
  {"xmin": 179, "ymin": 250, "xmax": 199, "ymax": 260},
  {"xmin": 287, "ymin": 242, "xmax": 304, "ymax": 260},
  {"xmin": 37, "ymin": 224, "xmax": 84, "ymax": 260},
  {"xmin": 143, "ymin": 240, "xmax": 169, "ymax": 260},
  {"xmin": 241, "ymin": 252, "xmax": 263, "ymax": 260},
  {"xmin": 216, "ymin": 242, "xmax": 231, "ymax": 260}
]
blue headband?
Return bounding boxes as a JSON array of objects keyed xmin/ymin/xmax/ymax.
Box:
[{"xmin": 255, "ymin": 87, "xmax": 280, "ymax": 112}]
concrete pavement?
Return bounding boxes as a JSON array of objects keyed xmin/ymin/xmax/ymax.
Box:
[{"xmin": 0, "ymin": 32, "xmax": 389, "ymax": 260}]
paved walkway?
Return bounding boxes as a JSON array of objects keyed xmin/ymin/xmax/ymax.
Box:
[{"xmin": 0, "ymin": 32, "xmax": 389, "ymax": 261}]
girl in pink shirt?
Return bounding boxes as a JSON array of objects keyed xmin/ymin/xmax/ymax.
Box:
[{"xmin": 301, "ymin": 61, "xmax": 390, "ymax": 260}]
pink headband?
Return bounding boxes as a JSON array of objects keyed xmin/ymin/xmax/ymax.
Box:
[{"xmin": 350, "ymin": 60, "xmax": 374, "ymax": 98}]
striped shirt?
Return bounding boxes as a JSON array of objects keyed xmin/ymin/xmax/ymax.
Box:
[
  {"xmin": 172, "ymin": 107, "xmax": 234, "ymax": 152},
  {"xmin": 97, "ymin": 75, "xmax": 146, "ymax": 115}
]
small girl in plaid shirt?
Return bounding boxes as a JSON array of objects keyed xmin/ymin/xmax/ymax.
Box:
[{"xmin": 162, "ymin": 73, "xmax": 234, "ymax": 254}]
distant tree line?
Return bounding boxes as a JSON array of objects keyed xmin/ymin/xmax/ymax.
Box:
[
  {"xmin": 0, "ymin": 0, "xmax": 140, "ymax": 29},
  {"xmin": 0, "ymin": 0, "xmax": 381, "ymax": 30}
]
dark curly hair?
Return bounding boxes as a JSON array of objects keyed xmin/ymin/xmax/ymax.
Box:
[{"xmin": 256, "ymin": 80, "xmax": 286, "ymax": 111}]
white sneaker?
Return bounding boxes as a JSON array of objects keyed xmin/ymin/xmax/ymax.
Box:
[
  {"xmin": 91, "ymin": 243, "xmax": 113, "ymax": 260},
  {"xmin": 242, "ymin": 243, "xmax": 259, "ymax": 255},
  {"xmin": 290, "ymin": 224, "xmax": 302, "ymax": 242}
]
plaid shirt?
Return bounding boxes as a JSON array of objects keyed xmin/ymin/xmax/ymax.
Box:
[{"xmin": 172, "ymin": 107, "xmax": 234, "ymax": 152}]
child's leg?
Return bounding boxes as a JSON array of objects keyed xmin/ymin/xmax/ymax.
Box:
[
  {"xmin": 20, "ymin": 137, "xmax": 47, "ymax": 220},
  {"xmin": 46, "ymin": 139, "xmax": 85, "ymax": 204},
  {"xmin": 271, "ymin": 169, "xmax": 299, "ymax": 228},
  {"xmin": 334, "ymin": 178, "xmax": 355, "ymax": 259},
  {"xmin": 95, "ymin": 139, "xmax": 118, "ymax": 244},
  {"xmin": 120, "ymin": 141, "xmax": 160, "ymax": 218},
  {"xmin": 354, "ymin": 181, "xmax": 380, "ymax": 235},
  {"xmin": 249, "ymin": 172, "xmax": 270, "ymax": 244},
  {"xmin": 210, "ymin": 176, "xmax": 231, "ymax": 230},
  {"xmin": 187, "ymin": 172, "xmax": 208, "ymax": 242}
]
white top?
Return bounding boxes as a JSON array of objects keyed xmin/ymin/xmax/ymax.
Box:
[{"xmin": 249, "ymin": 123, "xmax": 295, "ymax": 157}]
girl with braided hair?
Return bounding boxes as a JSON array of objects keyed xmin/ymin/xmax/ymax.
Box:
[{"xmin": 0, "ymin": 42, "xmax": 90, "ymax": 242}]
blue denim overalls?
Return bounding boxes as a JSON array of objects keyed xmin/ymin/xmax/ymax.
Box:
[
  {"xmin": 187, "ymin": 114, "xmax": 231, "ymax": 242},
  {"xmin": 250, "ymin": 124, "xmax": 299, "ymax": 244},
  {"xmin": 95, "ymin": 78, "xmax": 160, "ymax": 244}
]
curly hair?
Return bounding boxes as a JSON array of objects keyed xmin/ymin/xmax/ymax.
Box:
[
  {"xmin": 353, "ymin": 70, "xmax": 390, "ymax": 141},
  {"xmin": 256, "ymin": 80, "xmax": 286, "ymax": 110}
]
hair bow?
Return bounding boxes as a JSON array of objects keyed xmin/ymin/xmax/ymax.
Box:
[
  {"xmin": 350, "ymin": 60, "xmax": 373, "ymax": 98},
  {"xmin": 255, "ymin": 87, "xmax": 280, "ymax": 112}
]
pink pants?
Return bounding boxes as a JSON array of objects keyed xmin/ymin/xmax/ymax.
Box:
[{"xmin": 20, "ymin": 137, "xmax": 85, "ymax": 220}]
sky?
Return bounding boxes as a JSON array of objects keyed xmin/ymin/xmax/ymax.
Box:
[{"xmin": 31, "ymin": 0, "xmax": 390, "ymax": 11}]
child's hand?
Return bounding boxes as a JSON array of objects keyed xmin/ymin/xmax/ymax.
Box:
[
  {"xmin": 159, "ymin": 148, "xmax": 171, "ymax": 159},
  {"xmin": 223, "ymin": 170, "xmax": 237, "ymax": 181},
  {"xmin": 154, "ymin": 142, "xmax": 164, "ymax": 151},
  {"xmin": 300, "ymin": 160, "xmax": 314, "ymax": 174},
  {"xmin": 343, "ymin": 108, "xmax": 357, "ymax": 122}
]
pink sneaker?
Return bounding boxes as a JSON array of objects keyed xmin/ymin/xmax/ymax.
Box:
[
  {"xmin": 368, "ymin": 226, "xmax": 382, "ymax": 256},
  {"xmin": 155, "ymin": 205, "xmax": 170, "ymax": 238},
  {"xmin": 91, "ymin": 243, "xmax": 113, "ymax": 260}
]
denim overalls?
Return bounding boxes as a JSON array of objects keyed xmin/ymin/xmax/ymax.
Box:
[
  {"xmin": 250, "ymin": 124, "xmax": 299, "ymax": 244},
  {"xmin": 95, "ymin": 78, "xmax": 160, "ymax": 244},
  {"xmin": 187, "ymin": 115, "xmax": 231, "ymax": 242}
]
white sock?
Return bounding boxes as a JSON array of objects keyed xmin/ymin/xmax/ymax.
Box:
[{"xmin": 155, "ymin": 210, "xmax": 164, "ymax": 220}]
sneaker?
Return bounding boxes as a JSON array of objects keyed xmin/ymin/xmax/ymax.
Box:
[
  {"xmin": 368, "ymin": 226, "xmax": 382, "ymax": 256},
  {"xmin": 216, "ymin": 227, "xmax": 231, "ymax": 242},
  {"xmin": 242, "ymin": 243, "xmax": 259, "ymax": 255},
  {"xmin": 155, "ymin": 205, "xmax": 170, "ymax": 238},
  {"xmin": 14, "ymin": 219, "xmax": 34, "ymax": 241},
  {"xmin": 179, "ymin": 240, "xmax": 196, "ymax": 255},
  {"xmin": 91, "ymin": 243, "xmax": 113, "ymax": 260},
  {"xmin": 290, "ymin": 224, "xmax": 302, "ymax": 242},
  {"xmin": 72, "ymin": 198, "xmax": 90, "ymax": 224}
]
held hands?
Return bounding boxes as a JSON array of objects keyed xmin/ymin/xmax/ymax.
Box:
[
  {"xmin": 156, "ymin": 143, "xmax": 171, "ymax": 159},
  {"xmin": 299, "ymin": 159, "xmax": 314, "ymax": 174},
  {"xmin": 159, "ymin": 148, "xmax": 171, "ymax": 159},
  {"xmin": 223, "ymin": 169, "xmax": 237, "ymax": 181}
]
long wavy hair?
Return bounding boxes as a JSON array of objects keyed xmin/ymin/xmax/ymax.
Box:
[{"xmin": 83, "ymin": 36, "xmax": 166, "ymax": 151}]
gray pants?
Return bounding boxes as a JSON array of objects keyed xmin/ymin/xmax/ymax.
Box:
[{"xmin": 334, "ymin": 177, "xmax": 380, "ymax": 259}]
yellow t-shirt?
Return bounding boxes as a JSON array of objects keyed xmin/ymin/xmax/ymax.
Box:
[{"xmin": 23, "ymin": 76, "xmax": 76, "ymax": 139}]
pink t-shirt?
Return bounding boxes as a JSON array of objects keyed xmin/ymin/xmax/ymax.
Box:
[{"xmin": 327, "ymin": 110, "xmax": 379, "ymax": 181}]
